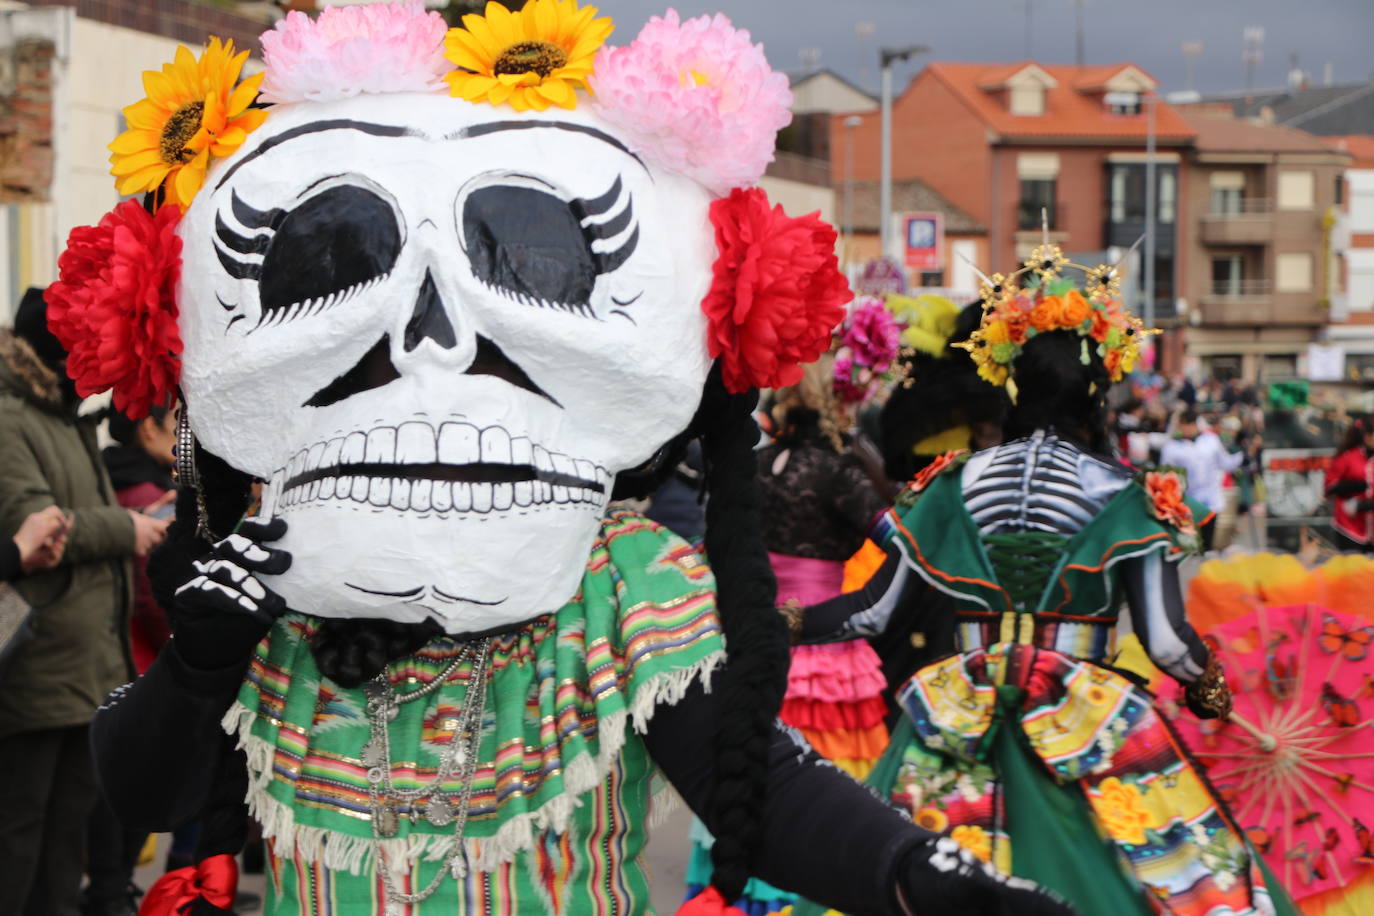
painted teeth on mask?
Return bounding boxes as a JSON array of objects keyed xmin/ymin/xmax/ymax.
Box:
[{"xmin": 272, "ymin": 423, "xmax": 609, "ymax": 515}]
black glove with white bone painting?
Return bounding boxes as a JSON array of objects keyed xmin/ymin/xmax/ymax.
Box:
[{"xmin": 171, "ymin": 517, "xmax": 291, "ymax": 671}]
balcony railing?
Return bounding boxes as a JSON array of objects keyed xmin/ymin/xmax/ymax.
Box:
[
  {"xmin": 1207, "ymin": 197, "xmax": 1273, "ymax": 218},
  {"xmin": 1209, "ymin": 279, "xmax": 1271, "ymax": 298}
]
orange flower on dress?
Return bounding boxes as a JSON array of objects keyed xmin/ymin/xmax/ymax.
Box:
[
  {"xmin": 1092, "ymin": 777, "xmax": 1157, "ymax": 846},
  {"xmin": 911, "ymin": 449, "xmax": 968, "ymax": 493},
  {"xmin": 1145, "ymin": 470, "xmax": 1196, "ymax": 534},
  {"xmin": 950, "ymin": 825, "xmax": 994, "ymax": 863}
]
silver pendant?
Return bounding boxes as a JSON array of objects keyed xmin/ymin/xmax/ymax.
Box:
[
  {"xmin": 360, "ymin": 737, "xmax": 385, "ymax": 768},
  {"xmin": 375, "ymin": 803, "xmax": 399, "ymax": 838},
  {"xmin": 367, "ymin": 766, "xmax": 385, "ymax": 785},
  {"xmin": 426, "ymin": 795, "xmax": 454, "ymax": 827},
  {"xmin": 387, "ymin": 704, "xmax": 399, "ymax": 722}
]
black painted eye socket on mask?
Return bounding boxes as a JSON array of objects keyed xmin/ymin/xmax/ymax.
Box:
[
  {"xmin": 215, "ymin": 185, "xmax": 402, "ymax": 328},
  {"xmin": 461, "ymin": 177, "xmax": 638, "ymax": 318}
]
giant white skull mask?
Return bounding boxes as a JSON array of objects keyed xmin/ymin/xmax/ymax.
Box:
[{"xmin": 176, "ymin": 93, "xmax": 716, "ymax": 633}]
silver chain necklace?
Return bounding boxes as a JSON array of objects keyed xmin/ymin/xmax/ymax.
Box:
[{"xmin": 362, "ymin": 636, "xmax": 493, "ymax": 911}]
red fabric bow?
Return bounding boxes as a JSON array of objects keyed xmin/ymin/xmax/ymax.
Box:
[
  {"xmin": 702, "ymin": 187, "xmax": 851, "ymax": 393},
  {"xmin": 138, "ymin": 853, "xmax": 237, "ymax": 915},
  {"xmin": 675, "ymin": 887, "xmax": 749, "ymax": 916}
]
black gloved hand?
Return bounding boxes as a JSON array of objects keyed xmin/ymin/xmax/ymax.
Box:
[
  {"xmin": 171, "ymin": 518, "xmax": 291, "ymax": 671},
  {"xmin": 1329, "ymin": 479, "xmax": 1367, "ymax": 499},
  {"xmin": 896, "ymin": 836, "xmax": 1079, "ymax": 916}
]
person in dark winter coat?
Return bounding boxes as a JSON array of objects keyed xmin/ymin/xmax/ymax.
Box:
[{"xmin": 0, "ymin": 288, "xmax": 169, "ymax": 916}]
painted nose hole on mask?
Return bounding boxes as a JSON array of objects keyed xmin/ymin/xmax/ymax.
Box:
[
  {"xmin": 465, "ymin": 336, "xmax": 562, "ymax": 407},
  {"xmin": 404, "ymin": 269, "xmax": 457, "ymax": 352}
]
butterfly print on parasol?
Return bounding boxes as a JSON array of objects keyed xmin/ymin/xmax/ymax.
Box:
[{"xmin": 1174, "ymin": 604, "xmax": 1374, "ymax": 902}]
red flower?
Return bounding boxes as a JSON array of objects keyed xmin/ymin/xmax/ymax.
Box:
[
  {"xmin": 702, "ymin": 187, "xmax": 851, "ymax": 393},
  {"xmin": 45, "ymin": 201, "xmax": 183, "ymax": 419},
  {"xmin": 911, "ymin": 449, "xmax": 968, "ymax": 493}
]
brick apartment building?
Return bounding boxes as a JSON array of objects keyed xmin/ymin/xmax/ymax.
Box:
[
  {"xmin": 830, "ymin": 61, "xmax": 1196, "ymax": 328},
  {"xmin": 1177, "ymin": 110, "xmax": 1349, "ymax": 381}
]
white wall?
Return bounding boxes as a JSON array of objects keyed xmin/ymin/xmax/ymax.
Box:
[
  {"xmin": 0, "ymin": 13, "xmax": 188, "ymax": 321},
  {"xmin": 63, "ymin": 18, "xmax": 190, "ymax": 236},
  {"xmin": 1349, "ymin": 169, "xmax": 1374, "ymax": 234},
  {"xmin": 757, "ymin": 175, "xmax": 835, "ymax": 224},
  {"xmin": 1349, "ymin": 249, "xmax": 1374, "ymax": 315}
]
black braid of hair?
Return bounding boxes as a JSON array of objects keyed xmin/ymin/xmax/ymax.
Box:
[
  {"xmin": 695, "ymin": 365, "xmax": 791, "ymax": 901},
  {"xmin": 1003, "ymin": 329, "xmax": 1115, "ymax": 458}
]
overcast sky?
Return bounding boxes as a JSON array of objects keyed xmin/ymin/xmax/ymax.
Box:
[{"xmin": 608, "ymin": 0, "xmax": 1374, "ymax": 98}]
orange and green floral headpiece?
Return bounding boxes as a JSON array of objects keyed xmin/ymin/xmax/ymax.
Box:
[{"xmin": 956, "ymin": 243, "xmax": 1156, "ymax": 388}]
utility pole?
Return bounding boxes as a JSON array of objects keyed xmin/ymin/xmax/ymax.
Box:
[
  {"xmin": 1144, "ymin": 91, "xmax": 1157, "ymax": 330},
  {"xmin": 1072, "ymin": 0, "xmax": 1086, "ymax": 67},
  {"xmin": 879, "ymin": 45, "xmax": 930, "ymax": 259}
]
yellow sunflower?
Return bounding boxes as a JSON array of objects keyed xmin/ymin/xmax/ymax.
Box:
[
  {"xmin": 444, "ymin": 0, "xmax": 613, "ymax": 111},
  {"xmin": 109, "ymin": 38, "xmax": 266, "ymax": 211}
]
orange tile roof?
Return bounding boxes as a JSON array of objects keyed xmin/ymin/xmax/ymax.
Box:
[
  {"xmin": 1325, "ymin": 134, "xmax": 1374, "ymax": 168},
  {"xmin": 921, "ymin": 61, "xmax": 1195, "ymax": 142},
  {"xmin": 1180, "ymin": 111, "xmax": 1350, "ymax": 155}
]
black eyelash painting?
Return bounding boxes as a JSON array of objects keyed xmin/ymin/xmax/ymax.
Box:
[
  {"xmin": 463, "ymin": 176, "xmax": 639, "ymax": 318},
  {"xmin": 215, "ymin": 186, "xmax": 402, "ymax": 328}
]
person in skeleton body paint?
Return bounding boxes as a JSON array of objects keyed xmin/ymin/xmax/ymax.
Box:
[
  {"xmin": 61, "ymin": 4, "xmax": 1078, "ymax": 914},
  {"xmin": 792, "ymin": 262, "xmax": 1298, "ymax": 916}
]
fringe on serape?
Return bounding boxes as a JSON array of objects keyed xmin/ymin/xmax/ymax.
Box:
[{"xmin": 222, "ymin": 649, "xmax": 723, "ymax": 879}]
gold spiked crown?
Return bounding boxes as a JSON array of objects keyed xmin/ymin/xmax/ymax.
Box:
[{"xmin": 954, "ymin": 243, "xmax": 1157, "ymax": 388}]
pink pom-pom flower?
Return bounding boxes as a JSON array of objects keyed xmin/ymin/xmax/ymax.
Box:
[
  {"xmin": 258, "ymin": 1, "xmax": 450, "ymax": 105},
  {"xmin": 590, "ymin": 10, "xmax": 792, "ymax": 195},
  {"xmin": 841, "ymin": 297, "xmax": 902, "ymax": 373}
]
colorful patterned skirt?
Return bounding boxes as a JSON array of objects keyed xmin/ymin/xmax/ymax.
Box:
[
  {"xmin": 868, "ymin": 642, "xmax": 1295, "ymax": 916},
  {"xmin": 685, "ymin": 553, "xmax": 890, "ymax": 914}
]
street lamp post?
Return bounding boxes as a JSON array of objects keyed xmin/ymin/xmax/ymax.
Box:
[
  {"xmin": 1144, "ymin": 90, "xmax": 1157, "ymax": 331},
  {"xmin": 879, "ymin": 45, "xmax": 930, "ymax": 259}
]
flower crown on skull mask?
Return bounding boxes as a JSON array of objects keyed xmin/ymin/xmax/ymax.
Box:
[{"xmin": 47, "ymin": 0, "xmax": 850, "ymax": 418}]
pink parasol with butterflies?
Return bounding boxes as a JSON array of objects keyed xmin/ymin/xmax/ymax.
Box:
[{"xmin": 1169, "ymin": 604, "xmax": 1374, "ymax": 905}]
